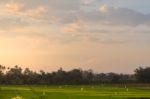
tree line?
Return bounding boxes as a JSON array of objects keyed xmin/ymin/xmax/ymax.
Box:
[{"xmin": 0, "ymin": 65, "xmax": 150, "ymax": 85}]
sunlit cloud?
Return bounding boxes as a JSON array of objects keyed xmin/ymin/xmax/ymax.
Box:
[
  {"xmin": 100, "ymin": 4, "xmax": 109, "ymax": 13},
  {"xmin": 62, "ymin": 21, "xmax": 83, "ymax": 33},
  {"xmin": 0, "ymin": 0, "xmax": 150, "ymax": 73},
  {"xmin": 5, "ymin": 2, "xmax": 47, "ymax": 20},
  {"xmin": 5, "ymin": 2, "xmax": 23, "ymax": 13}
]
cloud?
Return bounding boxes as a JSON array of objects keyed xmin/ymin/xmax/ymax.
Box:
[
  {"xmin": 79, "ymin": 4, "xmax": 150, "ymax": 26},
  {"xmin": 62, "ymin": 21, "xmax": 83, "ymax": 33},
  {"xmin": 5, "ymin": 2, "xmax": 23, "ymax": 12},
  {"xmin": 48, "ymin": 0, "xmax": 81, "ymax": 11},
  {"xmin": 0, "ymin": 0, "xmax": 150, "ymax": 44},
  {"xmin": 5, "ymin": 2, "xmax": 48, "ymax": 20},
  {"xmin": 2, "ymin": 0, "xmax": 150, "ymax": 26},
  {"xmin": 82, "ymin": 0, "xmax": 96, "ymax": 5},
  {"xmin": 24, "ymin": 6, "xmax": 47, "ymax": 19},
  {"xmin": 0, "ymin": 16, "xmax": 29, "ymax": 30},
  {"xmin": 99, "ymin": 4, "xmax": 109, "ymax": 13}
]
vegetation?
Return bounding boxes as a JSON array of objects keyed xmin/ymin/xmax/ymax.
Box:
[
  {"xmin": 1, "ymin": 85, "xmax": 150, "ymax": 99},
  {"xmin": 1, "ymin": 65, "xmax": 150, "ymax": 99},
  {"xmin": 1, "ymin": 65, "xmax": 150, "ymax": 85}
]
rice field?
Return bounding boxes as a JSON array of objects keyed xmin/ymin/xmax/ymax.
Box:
[{"xmin": 0, "ymin": 85, "xmax": 150, "ymax": 99}]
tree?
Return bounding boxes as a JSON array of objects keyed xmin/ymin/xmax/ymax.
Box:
[
  {"xmin": 23, "ymin": 68, "xmax": 39, "ymax": 84},
  {"xmin": 5, "ymin": 65, "xmax": 23, "ymax": 84},
  {"xmin": 135, "ymin": 67, "xmax": 150, "ymax": 83},
  {"xmin": 82, "ymin": 69, "xmax": 94, "ymax": 84},
  {"xmin": 68, "ymin": 69, "xmax": 83, "ymax": 84},
  {"xmin": 0, "ymin": 65, "xmax": 141, "ymax": 85},
  {"xmin": 0, "ymin": 65, "xmax": 5, "ymax": 84},
  {"xmin": 52, "ymin": 68, "xmax": 67, "ymax": 85}
]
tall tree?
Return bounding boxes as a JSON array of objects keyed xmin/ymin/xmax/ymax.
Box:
[
  {"xmin": 0, "ymin": 65, "xmax": 5, "ymax": 84},
  {"xmin": 135, "ymin": 67, "xmax": 150, "ymax": 83},
  {"xmin": 5, "ymin": 65, "xmax": 23, "ymax": 84}
]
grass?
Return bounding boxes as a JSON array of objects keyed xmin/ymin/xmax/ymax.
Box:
[{"xmin": 0, "ymin": 85, "xmax": 150, "ymax": 99}]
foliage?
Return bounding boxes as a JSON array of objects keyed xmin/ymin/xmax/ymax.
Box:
[
  {"xmin": 12, "ymin": 96, "xmax": 22, "ymax": 99},
  {"xmin": 0, "ymin": 65, "xmax": 149, "ymax": 85},
  {"xmin": 0, "ymin": 85, "xmax": 150, "ymax": 99},
  {"xmin": 135, "ymin": 67, "xmax": 150, "ymax": 83}
]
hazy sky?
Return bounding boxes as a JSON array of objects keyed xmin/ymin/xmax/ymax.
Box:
[{"xmin": 0, "ymin": 0, "xmax": 150, "ymax": 73}]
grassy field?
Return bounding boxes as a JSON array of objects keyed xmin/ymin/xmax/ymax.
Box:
[{"xmin": 0, "ymin": 85, "xmax": 150, "ymax": 99}]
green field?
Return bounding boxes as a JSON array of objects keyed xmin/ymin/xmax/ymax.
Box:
[{"xmin": 0, "ymin": 85, "xmax": 150, "ymax": 99}]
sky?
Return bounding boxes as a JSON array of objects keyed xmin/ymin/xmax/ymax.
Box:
[{"xmin": 0, "ymin": 0, "xmax": 150, "ymax": 73}]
